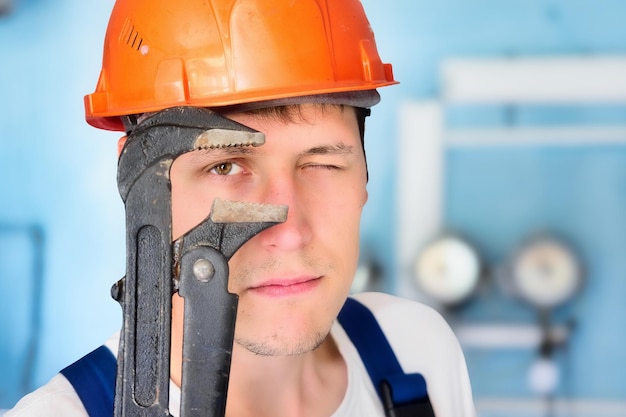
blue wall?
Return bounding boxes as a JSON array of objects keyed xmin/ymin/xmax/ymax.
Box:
[
  {"xmin": 446, "ymin": 144, "xmax": 626, "ymax": 399},
  {"xmin": 359, "ymin": 0, "xmax": 626, "ymax": 406},
  {"xmin": 0, "ymin": 0, "xmax": 122, "ymax": 405},
  {"xmin": 1, "ymin": 0, "xmax": 626, "ymax": 411}
]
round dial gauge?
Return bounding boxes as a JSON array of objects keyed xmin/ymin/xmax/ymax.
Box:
[
  {"xmin": 415, "ymin": 236, "xmax": 480, "ymax": 305},
  {"xmin": 510, "ymin": 237, "xmax": 582, "ymax": 309}
]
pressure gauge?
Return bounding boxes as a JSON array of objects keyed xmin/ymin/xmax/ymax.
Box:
[
  {"xmin": 415, "ymin": 235, "xmax": 481, "ymax": 305},
  {"xmin": 509, "ymin": 236, "xmax": 582, "ymax": 309}
]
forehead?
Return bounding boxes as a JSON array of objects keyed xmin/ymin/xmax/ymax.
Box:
[
  {"xmin": 224, "ymin": 103, "xmax": 355, "ymax": 125},
  {"xmin": 223, "ymin": 104, "xmax": 359, "ymax": 140}
]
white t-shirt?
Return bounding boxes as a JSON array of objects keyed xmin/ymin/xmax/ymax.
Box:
[{"xmin": 5, "ymin": 292, "xmax": 476, "ymax": 417}]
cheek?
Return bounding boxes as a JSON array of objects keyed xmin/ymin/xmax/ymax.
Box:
[
  {"xmin": 170, "ymin": 172, "xmax": 214, "ymax": 240},
  {"xmin": 171, "ymin": 197, "xmax": 195, "ymax": 239},
  {"xmin": 341, "ymin": 184, "xmax": 367, "ymax": 254},
  {"xmin": 317, "ymin": 184, "xmax": 365, "ymax": 252},
  {"xmin": 318, "ymin": 171, "xmax": 366, "ymax": 215}
]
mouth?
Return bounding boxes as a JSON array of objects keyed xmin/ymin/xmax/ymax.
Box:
[{"xmin": 248, "ymin": 276, "xmax": 322, "ymax": 297}]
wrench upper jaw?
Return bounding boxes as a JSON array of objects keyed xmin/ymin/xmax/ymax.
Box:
[
  {"xmin": 117, "ymin": 106, "xmax": 265, "ymax": 202},
  {"xmin": 194, "ymin": 128, "xmax": 264, "ymax": 150}
]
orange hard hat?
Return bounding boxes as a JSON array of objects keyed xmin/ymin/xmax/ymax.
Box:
[{"xmin": 85, "ymin": 0, "xmax": 397, "ymax": 131}]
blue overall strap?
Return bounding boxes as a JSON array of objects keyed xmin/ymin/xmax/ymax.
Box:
[
  {"xmin": 60, "ymin": 345, "xmax": 116, "ymax": 417},
  {"xmin": 338, "ymin": 297, "xmax": 436, "ymax": 417}
]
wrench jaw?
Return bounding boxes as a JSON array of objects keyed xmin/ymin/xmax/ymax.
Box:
[
  {"xmin": 113, "ymin": 107, "xmax": 287, "ymax": 417},
  {"xmin": 117, "ymin": 106, "xmax": 265, "ymax": 204},
  {"xmin": 175, "ymin": 199, "xmax": 289, "ymax": 262}
]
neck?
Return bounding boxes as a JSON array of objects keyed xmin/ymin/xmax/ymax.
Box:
[{"xmin": 225, "ymin": 335, "xmax": 346, "ymax": 417}]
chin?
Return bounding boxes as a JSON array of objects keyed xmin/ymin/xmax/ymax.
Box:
[{"xmin": 234, "ymin": 315, "xmax": 332, "ymax": 357}]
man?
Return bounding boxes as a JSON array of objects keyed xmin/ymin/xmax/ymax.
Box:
[{"xmin": 7, "ymin": 0, "xmax": 476, "ymax": 416}]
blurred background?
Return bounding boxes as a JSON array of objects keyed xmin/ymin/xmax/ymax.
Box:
[{"xmin": 1, "ymin": 0, "xmax": 626, "ymax": 416}]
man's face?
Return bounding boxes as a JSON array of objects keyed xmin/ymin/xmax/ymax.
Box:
[{"xmin": 170, "ymin": 104, "xmax": 368, "ymax": 356}]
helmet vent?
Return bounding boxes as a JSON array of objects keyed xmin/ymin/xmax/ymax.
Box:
[{"xmin": 120, "ymin": 18, "xmax": 146, "ymax": 53}]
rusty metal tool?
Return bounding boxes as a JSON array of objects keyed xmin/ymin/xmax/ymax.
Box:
[{"xmin": 112, "ymin": 107, "xmax": 287, "ymax": 417}]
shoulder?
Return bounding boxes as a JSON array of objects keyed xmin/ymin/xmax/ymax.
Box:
[
  {"xmin": 350, "ymin": 291, "xmax": 444, "ymax": 320},
  {"xmin": 348, "ymin": 291, "xmax": 456, "ymax": 343},
  {"xmin": 341, "ymin": 291, "xmax": 461, "ymax": 377},
  {"xmin": 346, "ymin": 292, "xmax": 477, "ymax": 417},
  {"xmin": 346, "ymin": 292, "xmax": 462, "ymax": 370},
  {"xmin": 4, "ymin": 374, "xmax": 87, "ymax": 417},
  {"xmin": 5, "ymin": 336, "xmax": 119, "ymax": 417}
]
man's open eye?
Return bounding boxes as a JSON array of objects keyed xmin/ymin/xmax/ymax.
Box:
[{"xmin": 208, "ymin": 161, "xmax": 243, "ymax": 176}]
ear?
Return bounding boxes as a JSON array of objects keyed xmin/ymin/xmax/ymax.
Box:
[{"xmin": 117, "ymin": 136, "xmax": 128, "ymax": 157}]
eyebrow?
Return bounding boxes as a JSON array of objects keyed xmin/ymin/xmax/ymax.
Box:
[{"xmin": 300, "ymin": 143, "xmax": 355, "ymax": 157}]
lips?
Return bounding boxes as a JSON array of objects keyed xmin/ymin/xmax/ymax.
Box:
[{"xmin": 248, "ymin": 276, "xmax": 321, "ymax": 297}]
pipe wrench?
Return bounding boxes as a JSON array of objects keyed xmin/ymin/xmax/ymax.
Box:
[{"xmin": 112, "ymin": 106, "xmax": 287, "ymax": 417}]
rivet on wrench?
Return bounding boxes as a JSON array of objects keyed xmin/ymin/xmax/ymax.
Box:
[{"xmin": 193, "ymin": 258, "xmax": 215, "ymax": 282}]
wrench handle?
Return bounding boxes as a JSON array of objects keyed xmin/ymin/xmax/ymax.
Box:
[{"xmin": 178, "ymin": 246, "xmax": 238, "ymax": 417}]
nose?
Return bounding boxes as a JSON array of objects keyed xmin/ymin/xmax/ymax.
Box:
[{"xmin": 254, "ymin": 174, "xmax": 312, "ymax": 252}]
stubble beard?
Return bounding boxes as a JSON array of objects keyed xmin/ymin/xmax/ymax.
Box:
[{"xmin": 235, "ymin": 326, "xmax": 330, "ymax": 356}]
